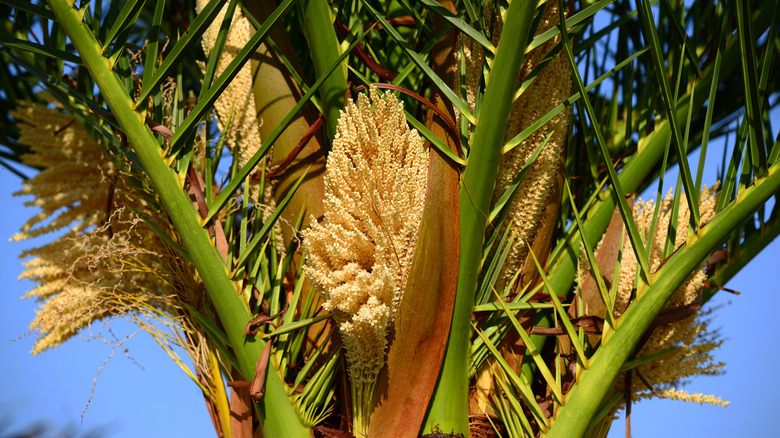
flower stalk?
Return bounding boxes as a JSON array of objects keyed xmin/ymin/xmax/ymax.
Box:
[{"xmin": 303, "ymin": 87, "xmax": 429, "ymax": 435}]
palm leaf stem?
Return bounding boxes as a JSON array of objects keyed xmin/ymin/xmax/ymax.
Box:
[
  {"xmin": 301, "ymin": 0, "xmax": 347, "ymax": 142},
  {"xmin": 422, "ymin": 0, "xmax": 538, "ymax": 434}
]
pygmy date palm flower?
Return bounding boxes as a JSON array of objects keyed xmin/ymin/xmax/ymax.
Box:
[
  {"xmin": 12, "ymin": 103, "xmax": 195, "ymax": 354},
  {"xmin": 11, "ymin": 101, "xmax": 165, "ymax": 352},
  {"xmin": 302, "ymin": 87, "xmax": 429, "ymax": 436},
  {"xmin": 11, "ymin": 101, "xmax": 205, "ymax": 372},
  {"xmin": 466, "ymin": 0, "xmax": 572, "ymax": 413},
  {"xmin": 456, "ymin": 1, "xmax": 571, "ymax": 287},
  {"xmin": 492, "ymin": 1, "xmax": 572, "ymax": 288},
  {"xmin": 581, "ymin": 185, "xmax": 728, "ymax": 417},
  {"xmin": 196, "ymin": 0, "xmax": 263, "ymax": 182}
]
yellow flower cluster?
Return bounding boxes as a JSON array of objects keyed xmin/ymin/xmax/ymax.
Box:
[
  {"xmin": 582, "ymin": 186, "xmax": 727, "ymax": 407},
  {"xmin": 303, "ymin": 87, "xmax": 429, "ymax": 383},
  {"xmin": 492, "ymin": 1, "xmax": 571, "ymax": 286},
  {"xmin": 660, "ymin": 387, "xmax": 729, "ymax": 407},
  {"xmin": 11, "ymin": 104, "xmax": 116, "ymax": 241},
  {"xmin": 11, "ymin": 101, "xmax": 184, "ymax": 354},
  {"xmin": 456, "ymin": 2, "xmax": 571, "ymax": 288},
  {"xmin": 613, "ymin": 187, "xmax": 719, "ymax": 316},
  {"xmin": 196, "ymin": 0, "xmax": 262, "ymax": 172}
]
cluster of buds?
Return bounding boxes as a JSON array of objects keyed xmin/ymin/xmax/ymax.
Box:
[{"xmin": 11, "ymin": 101, "xmax": 179, "ymax": 354}]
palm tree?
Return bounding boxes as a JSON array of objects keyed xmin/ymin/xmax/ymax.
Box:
[{"xmin": 1, "ymin": 0, "xmax": 777, "ymax": 436}]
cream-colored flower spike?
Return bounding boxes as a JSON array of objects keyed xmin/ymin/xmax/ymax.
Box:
[
  {"xmin": 493, "ymin": 1, "xmax": 572, "ymax": 286},
  {"xmin": 463, "ymin": 2, "xmax": 572, "ymax": 413},
  {"xmin": 10, "ymin": 102, "xmax": 114, "ymax": 241},
  {"xmin": 581, "ymin": 186, "xmax": 728, "ymax": 409},
  {"xmin": 196, "ymin": 0, "xmax": 262, "ymax": 175},
  {"xmin": 456, "ymin": 1, "xmax": 572, "ymax": 288},
  {"xmin": 303, "ymin": 87, "xmax": 429, "ymax": 384}
]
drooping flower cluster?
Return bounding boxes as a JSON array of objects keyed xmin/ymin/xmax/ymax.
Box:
[
  {"xmin": 581, "ymin": 186, "xmax": 727, "ymax": 407},
  {"xmin": 11, "ymin": 101, "xmax": 196, "ymax": 355},
  {"xmin": 11, "ymin": 104, "xmax": 119, "ymax": 242},
  {"xmin": 303, "ymin": 87, "xmax": 429, "ymax": 384}
]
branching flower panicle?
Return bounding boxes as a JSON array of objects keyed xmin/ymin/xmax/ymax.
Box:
[
  {"xmin": 11, "ymin": 104, "xmax": 118, "ymax": 242},
  {"xmin": 11, "ymin": 101, "xmax": 173, "ymax": 353},
  {"xmin": 581, "ymin": 186, "xmax": 727, "ymax": 409},
  {"xmin": 10, "ymin": 99, "xmax": 209, "ymax": 372},
  {"xmin": 302, "ymin": 87, "xmax": 428, "ymax": 434},
  {"xmin": 304, "ymin": 86, "xmax": 428, "ymax": 380},
  {"xmin": 12, "ymin": 97, "xmax": 249, "ymax": 432}
]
